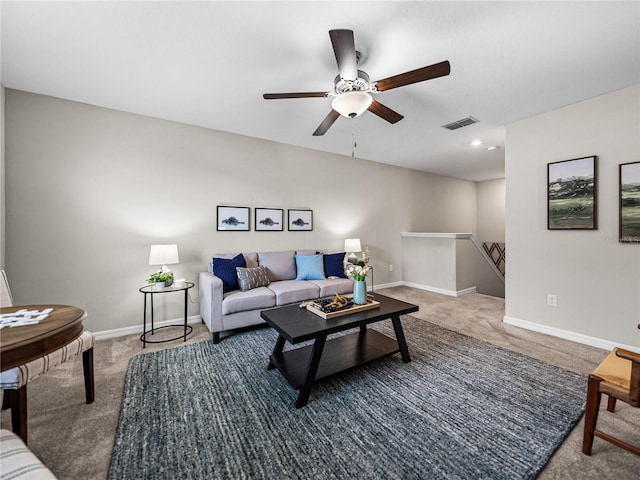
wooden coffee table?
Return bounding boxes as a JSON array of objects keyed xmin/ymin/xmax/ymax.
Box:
[{"xmin": 261, "ymin": 293, "xmax": 418, "ymax": 408}]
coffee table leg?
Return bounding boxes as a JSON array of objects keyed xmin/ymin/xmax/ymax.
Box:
[
  {"xmin": 296, "ymin": 335, "xmax": 326, "ymax": 408},
  {"xmin": 391, "ymin": 315, "xmax": 411, "ymax": 363},
  {"xmin": 267, "ymin": 334, "xmax": 286, "ymax": 370}
]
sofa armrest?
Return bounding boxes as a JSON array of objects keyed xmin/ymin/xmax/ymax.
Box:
[{"xmin": 199, "ymin": 272, "xmax": 224, "ymax": 333}]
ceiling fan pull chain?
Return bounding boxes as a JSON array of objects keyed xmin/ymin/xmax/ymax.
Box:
[
  {"xmin": 352, "ymin": 132, "xmax": 355, "ymax": 157},
  {"xmin": 352, "ymin": 128, "xmax": 358, "ymax": 157}
]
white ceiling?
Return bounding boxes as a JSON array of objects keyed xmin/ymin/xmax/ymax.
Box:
[{"xmin": 1, "ymin": 1, "xmax": 638, "ymax": 182}]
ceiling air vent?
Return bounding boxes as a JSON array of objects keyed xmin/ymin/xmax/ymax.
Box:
[{"xmin": 442, "ymin": 116, "xmax": 479, "ymax": 131}]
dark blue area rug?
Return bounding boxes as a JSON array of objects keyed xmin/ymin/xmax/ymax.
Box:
[{"xmin": 108, "ymin": 317, "xmax": 585, "ymax": 479}]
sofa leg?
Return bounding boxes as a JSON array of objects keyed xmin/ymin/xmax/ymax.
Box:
[{"xmin": 213, "ymin": 332, "xmax": 221, "ymax": 344}]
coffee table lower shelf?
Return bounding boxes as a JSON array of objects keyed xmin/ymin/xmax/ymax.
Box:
[{"xmin": 269, "ymin": 329, "xmax": 400, "ymax": 390}]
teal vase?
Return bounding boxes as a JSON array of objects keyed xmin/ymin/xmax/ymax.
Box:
[{"xmin": 353, "ymin": 280, "xmax": 367, "ymax": 305}]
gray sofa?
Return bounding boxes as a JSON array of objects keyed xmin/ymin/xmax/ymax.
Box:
[{"xmin": 199, "ymin": 250, "xmax": 353, "ymax": 342}]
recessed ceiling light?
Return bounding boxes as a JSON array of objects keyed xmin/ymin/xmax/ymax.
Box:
[
  {"xmin": 470, "ymin": 140, "xmax": 483, "ymax": 146},
  {"xmin": 487, "ymin": 146, "xmax": 499, "ymax": 151}
]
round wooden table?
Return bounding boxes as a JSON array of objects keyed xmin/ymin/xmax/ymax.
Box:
[{"xmin": 0, "ymin": 305, "xmax": 87, "ymax": 371}]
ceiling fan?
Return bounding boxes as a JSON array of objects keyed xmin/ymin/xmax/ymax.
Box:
[{"xmin": 263, "ymin": 29, "xmax": 451, "ymax": 136}]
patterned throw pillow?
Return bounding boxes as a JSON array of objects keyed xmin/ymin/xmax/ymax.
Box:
[
  {"xmin": 236, "ymin": 266, "xmax": 271, "ymax": 292},
  {"xmin": 212, "ymin": 253, "xmax": 246, "ymax": 292}
]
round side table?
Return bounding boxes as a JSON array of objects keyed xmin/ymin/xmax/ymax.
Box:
[{"xmin": 139, "ymin": 282, "xmax": 194, "ymax": 347}]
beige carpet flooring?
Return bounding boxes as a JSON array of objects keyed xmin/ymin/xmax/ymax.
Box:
[{"xmin": 1, "ymin": 286, "xmax": 638, "ymax": 479}]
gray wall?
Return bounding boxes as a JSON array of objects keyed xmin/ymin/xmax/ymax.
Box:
[
  {"xmin": 4, "ymin": 89, "xmax": 480, "ymax": 333},
  {"xmin": 477, "ymin": 178, "xmax": 505, "ymax": 244},
  {"xmin": 401, "ymin": 233, "xmax": 504, "ymax": 298},
  {"xmin": 1, "ymin": 86, "xmax": 5, "ymax": 271},
  {"xmin": 505, "ymin": 84, "xmax": 640, "ymax": 349}
]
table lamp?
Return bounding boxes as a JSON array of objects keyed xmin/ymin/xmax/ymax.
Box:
[
  {"xmin": 149, "ymin": 244, "xmax": 179, "ymax": 273},
  {"xmin": 344, "ymin": 238, "xmax": 362, "ymax": 264}
]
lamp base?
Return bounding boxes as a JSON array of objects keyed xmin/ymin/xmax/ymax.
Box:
[{"xmin": 346, "ymin": 253, "xmax": 359, "ymax": 264}]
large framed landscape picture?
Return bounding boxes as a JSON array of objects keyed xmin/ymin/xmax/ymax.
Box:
[
  {"xmin": 548, "ymin": 156, "xmax": 597, "ymax": 230},
  {"xmin": 620, "ymin": 161, "xmax": 640, "ymax": 243}
]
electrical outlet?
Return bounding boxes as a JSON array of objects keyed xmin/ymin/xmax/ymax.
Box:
[
  {"xmin": 389, "ymin": 264, "xmax": 394, "ymax": 272},
  {"xmin": 547, "ymin": 294, "xmax": 557, "ymax": 307}
]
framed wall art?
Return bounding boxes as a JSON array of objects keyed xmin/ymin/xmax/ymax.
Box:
[
  {"xmin": 288, "ymin": 209, "xmax": 313, "ymax": 231},
  {"xmin": 255, "ymin": 208, "xmax": 284, "ymax": 231},
  {"xmin": 619, "ymin": 161, "xmax": 640, "ymax": 243},
  {"xmin": 547, "ymin": 156, "xmax": 598, "ymax": 230},
  {"xmin": 217, "ymin": 206, "xmax": 250, "ymax": 231}
]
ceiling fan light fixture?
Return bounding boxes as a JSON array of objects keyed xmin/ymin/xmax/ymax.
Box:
[{"xmin": 331, "ymin": 91, "xmax": 373, "ymax": 118}]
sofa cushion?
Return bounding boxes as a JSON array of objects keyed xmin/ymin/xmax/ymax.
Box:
[
  {"xmin": 258, "ymin": 250, "xmax": 296, "ymax": 281},
  {"xmin": 267, "ymin": 280, "xmax": 320, "ymax": 306},
  {"xmin": 296, "ymin": 249, "xmax": 319, "ymax": 256},
  {"xmin": 222, "ymin": 287, "xmax": 276, "ymax": 315},
  {"xmin": 295, "ymin": 254, "xmax": 326, "ymax": 280},
  {"xmin": 323, "ymin": 252, "xmax": 347, "ymax": 278},
  {"xmin": 213, "ymin": 253, "xmax": 246, "ymax": 292},
  {"xmin": 236, "ymin": 266, "xmax": 270, "ymax": 292},
  {"xmin": 309, "ymin": 278, "xmax": 354, "ymax": 297},
  {"xmin": 243, "ymin": 253, "xmax": 259, "ymax": 268}
]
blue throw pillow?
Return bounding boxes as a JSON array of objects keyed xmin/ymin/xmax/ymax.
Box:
[
  {"xmin": 213, "ymin": 253, "xmax": 246, "ymax": 292},
  {"xmin": 323, "ymin": 252, "xmax": 347, "ymax": 278},
  {"xmin": 295, "ymin": 254, "xmax": 326, "ymax": 281}
]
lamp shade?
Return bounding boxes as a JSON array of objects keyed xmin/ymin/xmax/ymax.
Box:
[
  {"xmin": 344, "ymin": 238, "xmax": 362, "ymax": 253},
  {"xmin": 149, "ymin": 244, "xmax": 179, "ymax": 266},
  {"xmin": 331, "ymin": 91, "xmax": 373, "ymax": 118}
]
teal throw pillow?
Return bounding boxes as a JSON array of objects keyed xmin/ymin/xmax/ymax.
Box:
[{"xmin": 295, "ymin": 254, "xmax": 326, "ymax": 281}]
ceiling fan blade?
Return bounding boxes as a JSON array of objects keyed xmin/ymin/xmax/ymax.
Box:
[
  {"xmin": 374, "ymin": 60, "xmax": 451, "ymax": 92},
  {"xmin": 329, "ymin": 29, "xmax": 357, "ymax": 80},
  {"xmin": 368, "ymin": 100, "xmax": 404, "ymax": 124},
  {"xmin": 263, "ymin": 92, "xmax": 328, "ymax": 99},
  {"xmin": 313, "ymin": 110, "xmax": 340, "ymax": 136}
]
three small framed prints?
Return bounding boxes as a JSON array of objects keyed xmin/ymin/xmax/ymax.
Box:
[{"xmin": 217, "ymin": 206, "xmax": 313, "ymax": 232}]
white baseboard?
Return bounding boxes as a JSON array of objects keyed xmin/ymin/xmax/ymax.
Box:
[
  {"xmin": 94, "ymin": 315, "xmax": 202, "ymax": 341},
  {"xmin": 503, "ymin": 315, "xmax": 640, "ymax": 354},
  {"xmin": 401, "ymin": 281, "xmax": 476, "ymax": 297},
  {"xmin": 372, "ymin": 281, "xmax": 404, "ymax": 291}
]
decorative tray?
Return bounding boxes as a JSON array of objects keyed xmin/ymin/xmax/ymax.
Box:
[{"xmin": 306, "ymin": 297, "xmax": 381, "ymax": 319}]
